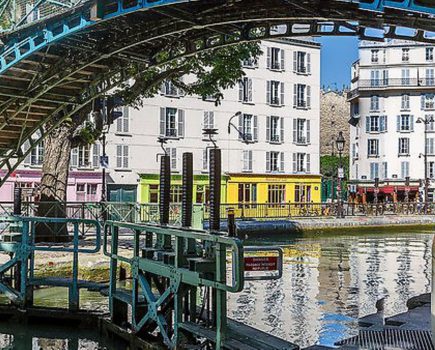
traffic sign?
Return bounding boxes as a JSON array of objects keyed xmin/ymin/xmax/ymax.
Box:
[
  {"xmin": 244, "ymin": 256, "xmax": 278, "ymax": 272},
  {"xmin": 100, "ymin": 155, "xmax": 109, "ymax": 168},
  {"xmin": 338, "ymin": 167, "xmax": 344, "ymax": 179}
]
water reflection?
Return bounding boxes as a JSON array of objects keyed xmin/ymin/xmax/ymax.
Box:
[{"xmin": 228, "ymin": 231, "xmax": 433, "ymax": 348}]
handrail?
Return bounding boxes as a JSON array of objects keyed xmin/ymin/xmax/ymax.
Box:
[{"xmin": 104, "ymin": 220, "xmax": 245, "ymax": 293}]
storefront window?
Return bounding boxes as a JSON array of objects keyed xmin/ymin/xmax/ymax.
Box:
[
  {"xmin": 295, "ymin": 185, "xmax": 312, "ymax": 202},
  {"xmin": 149, "ymin": 185, "xmax": 159, "ymax": 203},
  {"xmin": 195, "ymin": 185, "xmax": 210, "ymax": 204},
  {"xmin": 170, "ymin": 185, "xmax": 183, "ymax": 203},
  {"xmin": 237, "ymin": 183, "xmax": 257, "ymax": 203},
  {"xmin": 268, "ymin": 185, "xmax": 285, "ymax": 204}
]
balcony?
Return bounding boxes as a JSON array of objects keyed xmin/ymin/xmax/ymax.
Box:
[{"xmin": 358, "ymin": 78, "xmax": 434, "ymax": 89}]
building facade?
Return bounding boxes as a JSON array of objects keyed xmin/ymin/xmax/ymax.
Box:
[
  {"xmin": 348, "ymin": 40, "xmax": 435, "ymax": 202},
  {"xmin": 106, "ymin": 39, "xmax": 322, "ymax": 205}
]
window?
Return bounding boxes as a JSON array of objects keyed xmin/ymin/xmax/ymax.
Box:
[
  {"xmin": 370, "ymin": 70, "xmax": 380, "ymax": 87},
  {"xmin": 25, "ymin": 3, "xmax": 40, "ymax": 23},
  {"xmin": 401, "ymin": 69, "xmax": 410, "ymax": 86},
  {"xmin": 371, "ymin": 49, "xmax": 379, "ymax": 63},
  {"xmin": 426, "ymin": 47, "xmax": 434, "ymax": 62},
  {"xmin": 401, "ymin": 94, "xmax": 410, "ymax": 110},
  {"xmin": 293, "ymin": 51, "xmax": 311, "ymax": 74},
  {"xmin": 116, "ymin": 145, "xmax": 129, "ymax": 169},
  {"xmin": 242, "ymin": 150, "xmax": 253, "ymax": 172},
  {"xmin": 370, "ymin": 96, "xmax": 380, "ymax": 111},
  {"xmin": 422, "ymin": 94, "xmax": 435, "ymax": 110},
  {"xmin": 382, "ymin": 70, "xmax": 389, "ymax": 86},
  {"xmin": 426, "ymin": 115, "xmax": 435, "ymax": 131},
  {"xmin": 238, "ymin": 77, "xmax": 253, "ymax": 103},
  {"xmin": 426, "ymin": 69, "xmax": 434, "ymax": 86},
  {"xmin": 293, "ymin": 153, "xmax": 311, "ymax": 173},
  {"xmin": 78, "ymin": 145, "xmax": 91, "ymax": 167},
  {"xmin": 71, "ymin": 144, "xmax": 100, "ymax": 169},
  {"xmin": 351, "ymin": 103, "xmax": 359, "ymax": 117},
  {"xmin": 397, "ymin": 114, "xmax": 414, "ymax": 132},
  {"xmin": 429, "ymin": 162, "xmax": 435, "ymax": 179},
  {"xmin": 426, "ymin": 138, "xmax": 435, "ymax": 155},
  {"xmin": 267, "ymin": 80, "xmax": 284, "ymax": 106},
  {"xmin": 366, "ymin": 115, "xmax": 387, "ymax": 133},
  {"xmin": 267, "ymin": 116, "xmax": 284, "ymax": 143},
  {"xmin": 116, "ymin": 107, "xmax": 129, "ymax": 133},
  {"xmin": 382, "ymin": 162, "xmax": 388, "ymax": 179},
  {"xmin": 238, "ymin": 183, "xmax": 257, "ymax": 203},
  {"xmin": 238, "ymin": 114, "xmax": 258, "ymax": 142},
  {"xmin": 267, "ymin": 47, "xmax": 285, "ymax": 71},
  {"xmin": 149, "ymin": 185, "xmax": 159, "ymax": 203},
  {"xmin": 367, "ymin": 139, "xmax": 379, "ymax": 157},
  {"xmin": 293, "ymin": 84, "xmax": 311, "ymax": 109},
  {"xmin": 402, "ymin": 48, "xmax": 409, "ymax": 62},
  {"xmin": 161, "ymin": 80, "xmax": 181, "ymax": 97},
  {"xmin": 195, "ymin": 185, "xmax": 210, "ymax": 204},
  {"xmin": 295, "ymin": 185, "xmax": 311, "ymax": 202},
  {"xmin": 266, "ymin": 151, "xmax": 284, "ymax": 173},
  {"xmin": 170, "ymin": 185, "xmax": 183, "ymax": 203},
  {"xmin": 370, "ymin": 163, "xmax": 379, "ymax": 180},
  {"xmin": 293, "ymin": 118, "xmax": 311, "ymax": 144},
  {"xmin": 160, "ymin": 107, "xmax": 185, "ymax": 138},
  {"xmin": 267, "ymin": 185, "xmax": 285, "ymax": 204},
  {"xmin": 401, "ymin": 161, "xmax": 409, "ymax": 178},
  {"xmin": 30, "ymin": 142, "xmax": 44, "ymax": 166},
  {"xmin": 203, "ymin": 111, "xmax": 214, "ymax": 130},
  {"xmin": 202, "ymin": 149, "xmax": 210, "ymax": 172},
  {"xmin": 166, "ymin": 147, "xmax": 177, "ymax": 171},
  {"xmin": 398, "ymin": 138, "xmax": 410, "ymax": 156},
  {"xmin": 76, "ymin": 184, "xmax": 98, "ymax": 202},
  {"xmin": 242, "ymin": 57, "xmax": 258, "ymax": 68}
]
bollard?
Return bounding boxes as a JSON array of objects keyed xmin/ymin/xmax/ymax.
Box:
[
  {"xmin": 209, "ymin": 148, "xmax": 221, "ymax": 232},
  {"xmin": 227, "ymin": 207, "xmax": 237, "ymax": 237}
]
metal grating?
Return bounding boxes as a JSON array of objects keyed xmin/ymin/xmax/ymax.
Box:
[{"xmin": 335, "ymin": 329, "xmax": 434, "ymax": 350}]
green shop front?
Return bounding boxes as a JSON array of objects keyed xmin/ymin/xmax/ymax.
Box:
[{"xmin": 139, "ymin": 173, "xmax": 228, "ymax": 204}]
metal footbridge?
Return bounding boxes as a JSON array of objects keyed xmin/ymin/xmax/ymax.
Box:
[{"xmin": 0, "ymin": 0, "xmax": 434, "ymax": 185}]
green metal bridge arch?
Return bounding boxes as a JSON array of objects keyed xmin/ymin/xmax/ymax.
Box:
[{"xmin": 0, "ymin": 0, "xmax": 434, "ymax": 186}]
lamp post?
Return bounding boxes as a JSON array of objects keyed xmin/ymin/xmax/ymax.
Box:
[
  {"xmin": 416, "ymin": 116, "xmax": 434, "ymax": 213},
  {"xmin": 336, "ymin": 131, "xmax": 345, "ymax": 218}
]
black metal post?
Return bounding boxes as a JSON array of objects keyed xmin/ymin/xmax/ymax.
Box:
[
  {"xmin": 13, "ymin": 187, "xmax": 22, "ymax": 216},
  {"xmin": 101, "ymin": 132, "xmax": 107, "ymax": 202},
  {"xmin": 160, "ymin": 154, "xmax": 171, "ymax": 250},
  {"xmin": 182, "ymin": 153, "xmax": 193, "ymax": 228},
  {"xmin": 209, "ymin": 148, "xmax": 221, "ymax": 232},
  {"xmin": 337, "ymin": 152, "xmax": 343, "ymax": 218}
]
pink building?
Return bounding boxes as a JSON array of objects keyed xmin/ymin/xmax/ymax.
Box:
[{"xmin": 0, "ymin": 169, "xmax": 102, "ymax": 203}]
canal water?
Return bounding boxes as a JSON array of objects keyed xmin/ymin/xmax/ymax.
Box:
[{"xmin": 0, "ymin": 230, "xmax": 432, "ymax": 349}]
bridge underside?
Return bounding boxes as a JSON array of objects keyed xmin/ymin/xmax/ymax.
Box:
[{"xmin": 0, "ymin": 0, "xmax": 434, "ymax": 185}]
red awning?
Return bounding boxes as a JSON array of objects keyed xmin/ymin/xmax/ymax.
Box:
[{"xmin": 358, "ymin": 185, "xmax": 418, "ymax": 194}]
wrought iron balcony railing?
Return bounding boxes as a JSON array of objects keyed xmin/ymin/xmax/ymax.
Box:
[{"xmin": 356, "ymin": 78, "xmax": 435, "ymax": 89}]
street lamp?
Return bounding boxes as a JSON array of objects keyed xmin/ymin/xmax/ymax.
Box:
[
  {"xmin": 416, "ymin": 116, "xmax": 434, "ymax": 212},
  {"xmin": 336, "ymin": 131, "xmax": 345, "ymax": 218}
]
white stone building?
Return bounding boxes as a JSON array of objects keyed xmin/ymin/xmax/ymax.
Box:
[
  {"xmin": 105, "ymin": 39, "xmax": 322, "ymax": 204},
  {"xmin": 348, "ymin": 40, "xmax": 435, "ymax": 202}
]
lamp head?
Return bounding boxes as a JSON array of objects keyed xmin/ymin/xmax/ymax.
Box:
[{"xmin": 336, "ymin": 131, "xmax": 345, "ymax": 153}]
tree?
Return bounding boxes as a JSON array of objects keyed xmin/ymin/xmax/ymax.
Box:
[{"xmin": 36, "ymin": 43, "xmax": 261, "ymax": 241}]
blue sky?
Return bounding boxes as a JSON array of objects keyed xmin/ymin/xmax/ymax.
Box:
[{"xmin": 315, "ymin": 36, "xmax": 359, "ymax": 90}]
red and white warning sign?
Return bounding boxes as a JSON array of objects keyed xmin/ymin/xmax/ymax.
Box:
[{"xmin": 244, "ymin": 256, "xmax": 278, "ymax": 272}]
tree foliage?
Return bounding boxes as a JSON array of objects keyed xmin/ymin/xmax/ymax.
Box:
[{"xmin": 320, "ymin": 155, "xmax": 349, "ymax": 178}]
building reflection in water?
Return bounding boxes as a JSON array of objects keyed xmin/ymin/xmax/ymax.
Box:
[{"xmin": 228, "ymin": 232, "xmax": 433, "ymax": 348}]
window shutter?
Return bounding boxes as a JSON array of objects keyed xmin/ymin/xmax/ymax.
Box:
[
  {"xmin": 421, "ymin": 95, "xmax": 425, "ymax": 110},
  {"xmin": 160, "ymin": 107, "xmax": 165, "ymax": 136},
  {"xmin": 293, "ymin": 84, "xmax": 297, "ymax": 107},
  {"xmin": 123, "ymin": 145, "xmax": 129, "ymax": 168},
  {"xmin": 280, "ymin": 82, "xmax": 285, "ymax": 106},
  {"xmin": 203, "ymin": 111, "xmax": 208, "ymax": 128},
  {"xmin": 292, "ymin": 153, "xmax": 296, "ymax": 173},
  {"xmin": 306, "ymin": 119, "xmax": 311, "ymax": 143},
  {"xmin": 210, "ymin": 111, "xmax": 214, "ymax": 129},
  {"xmin": 71, "ymin": 148, "xmax": 78, "ymax": 168},
  {"xmin": 202, "ymin": 149, "xmax": 208, "ymax": 171},
  {"xmin": 23, "ymin": 141, "xmax": 31, "ymax": 165},
  {"xmin": 293, "ymin": 118, "xmax": 297, "ymax": 143},
  {"xmin": 248, "ymin": 78, "xmax": 253, "ymax": 102},
  {"xmin": 384, "ymin": 115, "xmax": 388, "ymax": 132},
  {"xmin": 253, "ymin": 115, "xmax": 258, "ymax": 141},
  {"xmin": 293, "ymin": 51, "xmax": 297, "ymax": 72},
  {"xmin": 398, "ymin": 138, "xmax": 401, "ymax": 154},
  {"xmin": 266, "ymin": 152, "xmax": 270, "ymax": 172},
  {"xmin": 92, "ymin": 144, "xmax": 100, "ymax": 168},
  {"xmin": 306, "ymin": 154, "xmax": 311, "ymax": 173},
  {"xmin": 160, "ymin": 82, "xmax": 166, "ymax": 95},
  {"xmin": 366, "ymin": 116, "xmax": 370, "ymax": 133},
  {"xmin": 267, "ymin": 47, "xmax": 271, "ymax": 69},
  {"xmin": 307, "ymin": 86, "xmax": 311, "ymax": 108},
  {"xmin": 123, "ymin": 107, "xmax": 129, "ymax": 132},
  {"xmin": 238, "ymin": 81, "xmax": 243, "ymax": 102},
  {"xmin": 242, "ymin": 151, "xmax": 247, "ymax": 171},
  {"xmin": 266, "ymin": 81, "xmax": 271, "ymax": 104},
  {"xmin": 280, "ymin": 117, "xmax": 284, "ymax": 143},
  {"xmin": 266, "ymin": 116, "xmax": 270, "ymax": 142},
  {"xmin": 410, "ymin": 115, "xmax": 414, "ymax": 131},
  {"xmin": 280, "ymin": 49, "xmax": 285, "ymax": 71},
  {"xmin": 178, "ymin": 109, "xmax": 185, "ymax": 137},
  {"xmin": 116, "ymin": 112, "xmax": 123, "ymax": 132},
  {"xmin": 280, "ymin": 152, "xmax": 284, "ymax": 172},
  {"xmin": 171, "ymin": 148, "xmax": 177, "ymax": 170},
  {"xmin": 238, "ymin": 115, "xmax": 243, "ymax": 140},
  {"xmin": 249, "ymin": 151, "xmax": 253, "ymax": 171},
  {"xmin": 367, "ymin": 140, "xmax": 371, "ymax": 156},
  {"xmin": 396, "ymin": 115, "xmax": 400, "ymax": 132},
  {"xmin": 307, "ymin": 53, "xmax": 311, "ymax": 74}
]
